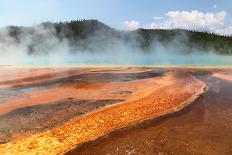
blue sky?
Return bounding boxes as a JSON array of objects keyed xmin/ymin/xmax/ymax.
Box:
[{"xmin": 0, "ymin": 0, "xmax": 232, "ymax": 34}]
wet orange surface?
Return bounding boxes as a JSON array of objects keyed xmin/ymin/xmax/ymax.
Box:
[
  {"xmin": 0, "ymin": 68, "xmax": 162, "ymax": 115},
  {"xmin": 71, "ymin": 69, "xmax": 232, "ymax": 155},
  {"xmin": 0, "ymin": 67, "xmax": 165, "ymax": 144},
  {"xmin": 0, "ymin": 67, "xmax": 205, "ymax": 155}
]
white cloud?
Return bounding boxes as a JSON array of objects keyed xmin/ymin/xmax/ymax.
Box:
[
  {"xmin": 145, "ymin": 10, "xmax": 232, "ymax": 35},
  {"xmin": 122, "ymin": 20, "xmax": 140, "ymax": 30},
  {"xmin": 152, "ymin": 16, "xmax": 164, "ymax": 20},
  {"xmin": 213, "ymin": 4, "xmax": 217, "ymax": 9}
]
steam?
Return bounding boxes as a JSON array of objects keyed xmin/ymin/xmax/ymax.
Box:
[{"xmin": 0, "ymin": 23, "xmax": 232, "ymax": 66}]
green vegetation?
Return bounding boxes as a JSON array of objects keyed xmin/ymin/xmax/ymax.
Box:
[{"xmin": 2, "ymin": 20, "xmax": 232, "ymax": 54}]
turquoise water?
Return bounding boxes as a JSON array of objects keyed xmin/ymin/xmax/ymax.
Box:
[{"xmin": 2, "ymin": 50, "xmax": 232, "ymax": 66}]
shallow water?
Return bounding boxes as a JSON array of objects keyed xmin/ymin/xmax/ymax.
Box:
[{"xmin": 68, "ymin": 72, "xmax": 232, "ymax": 155}]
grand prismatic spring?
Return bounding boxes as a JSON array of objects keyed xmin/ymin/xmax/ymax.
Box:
[{"xmin": 1, "ymin": 1, "xmax": 232, "ymax": 154}]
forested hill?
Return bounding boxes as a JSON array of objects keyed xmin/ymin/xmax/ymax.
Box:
[{"xmin": 1, "ymin": 20, "xmax": 232, "ymax": 55}]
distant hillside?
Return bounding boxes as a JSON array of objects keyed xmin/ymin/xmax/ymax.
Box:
[{"xmin": 1, "ymin": 20, "xmax": 232, "ymax": 55}]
